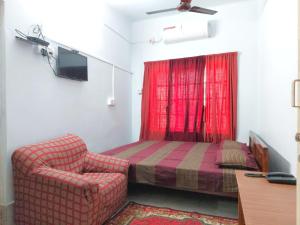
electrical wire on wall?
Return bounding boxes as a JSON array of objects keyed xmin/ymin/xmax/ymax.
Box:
[
  {"xmin": 15, "ymin": 25, "xmax": 57, "ymax": 76},
  {"xmin": 32, "ymin": 25, "xmax": 57, "ymax": 76},
  {"xmin": 14, "ymin": 24, "xmax": 133, "ymax": 76}
]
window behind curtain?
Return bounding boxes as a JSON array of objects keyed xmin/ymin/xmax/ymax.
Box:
[
  {"xmin": 140, "ymin": 60, "xmax": 170, "ymax": 140},
  {"xmin": 204, "ymin": 53, "xmax": 238, "ymax": 143},
  {"xmin": 140, "ymin": 52, "xmax": 238, "ymax": 143},
  {"xmin": 166, "ymin": 56, "xmax": 206, "ymax": 142}
]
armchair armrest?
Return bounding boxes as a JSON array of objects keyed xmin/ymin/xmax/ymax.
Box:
[
  {"xmin": 32, "ymin": 167, "xmax": 99, "ymax": 202},
  {"xmin": 84, "ymin": 152, "xmax": 130, "ymax": 175}
]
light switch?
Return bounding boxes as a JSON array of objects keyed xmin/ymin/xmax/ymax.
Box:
[{"xmin": 107, "ymin": 98, "xmax": 115, "ymax": 107}]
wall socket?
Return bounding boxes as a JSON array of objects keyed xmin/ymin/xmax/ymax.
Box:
[{"xmin": 39, "ymin": 46, "xmax": 54, "ymax": 57}]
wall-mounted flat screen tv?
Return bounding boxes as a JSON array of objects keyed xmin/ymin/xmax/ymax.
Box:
[{"xmin": 57, "ymin": 47, "xmax": 88, "ymax": 81}]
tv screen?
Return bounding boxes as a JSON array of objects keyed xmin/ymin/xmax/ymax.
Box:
[{"xmin": 57, "ymin": 47, "xmax": 88, "ymax": 81}]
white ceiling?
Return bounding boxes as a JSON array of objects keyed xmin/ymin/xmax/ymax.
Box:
[{"xmin": 105, "ymin": 0, "xmax": 248, "ymax": 21}]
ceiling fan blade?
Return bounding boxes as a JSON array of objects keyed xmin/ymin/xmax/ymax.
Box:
[
  {"xmin": 189, "ymin": 6, "xmax": 217, "ymax": 15},
  {"xmin": 146, "ymin": 8, "xmax": 177, "ymax": 15}
]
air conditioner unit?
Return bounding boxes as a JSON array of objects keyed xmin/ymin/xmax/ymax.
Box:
[{"xmin": 163, "ymin": 21, "xmax": 210, "ymax": 44}]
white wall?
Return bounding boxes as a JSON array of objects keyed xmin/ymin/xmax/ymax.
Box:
[
  {"xmin": 0, "ymin": 0, "xmax": 7, "ymax": 205},
  {"xmin": 3, "ymin": 0, "xmax": 132, "ymax": 204},
  {"xmin": 257, "ymin": 0, "xmax": 298, "ymax": 175},
  {"xmin": 131, "ymin": 0, "xmax": 260, "ymax": 143},
  {"xmin": 13, "ymin": 0, "xmax": 131, "ymax": 70}
]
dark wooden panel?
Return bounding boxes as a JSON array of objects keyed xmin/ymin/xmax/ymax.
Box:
[{"xmin": 249, "ymin": 131, "xmax": 269, "ymax": 172}]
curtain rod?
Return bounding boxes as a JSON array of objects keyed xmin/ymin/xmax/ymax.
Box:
[
  {"xmin": 48, "ymin": 38, "xmax": 133, "ymax": 75},
  {"xmin": 144, "ymin": 51, "xmax": 240, "ymax": 63}
]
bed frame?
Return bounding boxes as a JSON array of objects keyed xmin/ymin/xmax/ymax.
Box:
[{"xmin": 249, "ymin": 131, "xmax": 270, "ymax": 172}]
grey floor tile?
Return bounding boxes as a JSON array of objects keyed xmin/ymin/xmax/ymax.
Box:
[{"xmin": 128, "ymin": 183, "xmax": 238, "ymax": 219}]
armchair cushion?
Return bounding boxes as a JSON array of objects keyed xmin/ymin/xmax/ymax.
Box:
[
  {"xmin": 84, "ymin": 152, "xmax": 129, "ymax": 175},
  {"xmin": 83, "ymin": 173, "xmax": 127, "ymax": 217}
]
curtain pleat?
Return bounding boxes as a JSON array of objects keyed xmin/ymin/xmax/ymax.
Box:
[
  {"xmin": 166, "ymin": 56, "xmax": 206, "ymax": 142},
  {"xmin": 140, "ymin": 60, "xmax": 170, "ymax": 140},
  {"xmin": 140, "ymin": 52, "xmax": 238, "ymax": 143},
  {"xmin": 204, "ymin": 52, "xmax": 238, "ymax": 143}
]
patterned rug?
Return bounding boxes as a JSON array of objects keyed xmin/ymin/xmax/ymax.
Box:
[{"xmin": 105, "ymin": 202, "xmax": 238, "ymax": 225}]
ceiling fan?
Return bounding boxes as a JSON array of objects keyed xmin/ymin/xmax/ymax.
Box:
[{"xmin": 146, "ymin": 0, "xmax": 217, "ymax": 16}]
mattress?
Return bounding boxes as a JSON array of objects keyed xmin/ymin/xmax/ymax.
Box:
[{"xmin": 102, "ymin": 141, "xmax": 239, "ymax": 195}]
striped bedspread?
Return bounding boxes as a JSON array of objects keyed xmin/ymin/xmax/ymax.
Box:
[{"xmin": 102, "ymin": 141, "xmax": 238, "ymax": 194}]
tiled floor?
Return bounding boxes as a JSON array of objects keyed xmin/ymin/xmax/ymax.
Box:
[{"xmin": 128, "ymin": 183, "xmax": 238, "ymax": 219}]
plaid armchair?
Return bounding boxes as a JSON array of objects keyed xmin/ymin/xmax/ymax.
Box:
[{"xmin": 12, "ymin": 134, "xmax": 130, "ymax": 225}]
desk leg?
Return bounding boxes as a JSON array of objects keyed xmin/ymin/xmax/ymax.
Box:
[{"xmin": 238, "ymin": 193, "xmax": 245, "ymax": 225}]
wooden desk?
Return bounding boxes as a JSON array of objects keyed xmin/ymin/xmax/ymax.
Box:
[{"xmin": 236, "ymin": 171, "xmax": 296, "ymax": 225}]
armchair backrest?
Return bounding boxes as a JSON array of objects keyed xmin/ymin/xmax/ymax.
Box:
[{"xmin": 12, "ymin": 134, "xmax": 88, "ymax": 175}]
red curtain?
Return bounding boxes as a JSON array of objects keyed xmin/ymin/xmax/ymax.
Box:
[
  {"xmin": 166, "ymin": 56, "xmax": 206, "ymax": 142},
  {"xmin": 140, "ymin": 60, "xmax": 170, "ymax": 140},
  {"xmin": 204, "ymin": 52, "xmax": 238, "ymax": 143},
  {"xmin": 140, "ymin": 52, "xmax": 238, "ymax": 143}
]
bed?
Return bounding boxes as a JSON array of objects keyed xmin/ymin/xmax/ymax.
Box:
[{"xmin": 102, "ymin": 132, "xmax": 269, "ymax": 197}]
